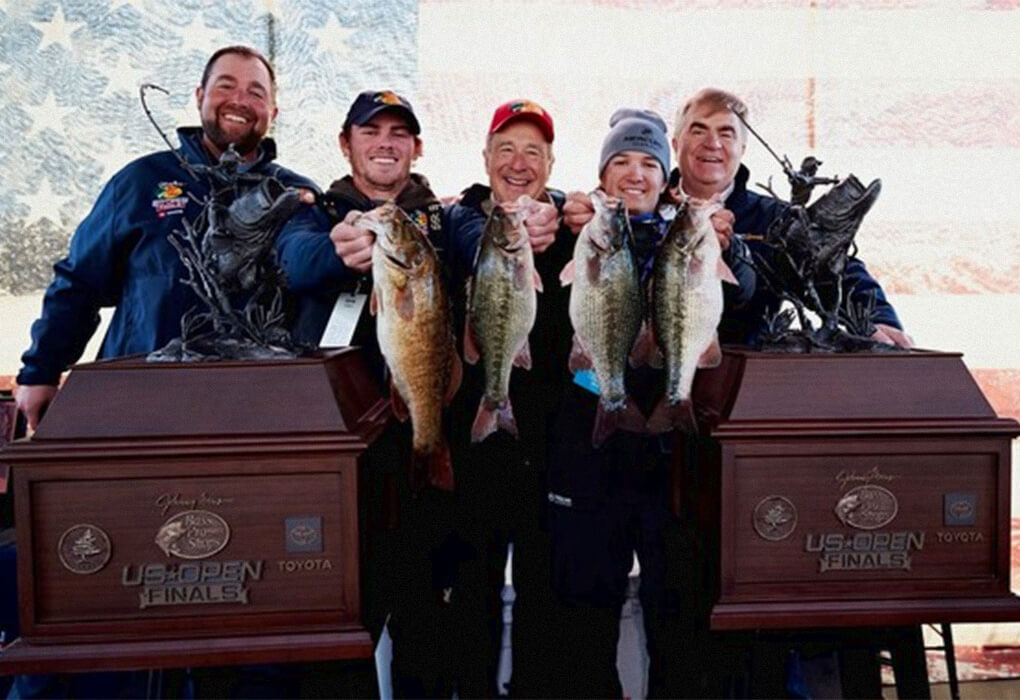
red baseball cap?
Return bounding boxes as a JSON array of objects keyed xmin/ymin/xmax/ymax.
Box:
[{"xmin": 488, "ymin": 100, "xmax": 554, "ymax": 142}]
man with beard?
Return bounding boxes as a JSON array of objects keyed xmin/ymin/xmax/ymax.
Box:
[
  {"xmin": 15, "ymin": 45, "xmax": 316, "ymax": 432},
  {"xmin": 10, "ymin": 46, "xmax": 316, "ymax": 699},
  {"xmin": 442, "ymin": 99, "xmax": 568, "ymax": 696}
]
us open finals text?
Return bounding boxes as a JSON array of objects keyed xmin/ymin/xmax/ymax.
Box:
[
  {"xmin": 122, "ymin": 559, "xmax": 263, "ymax": 609},
  {"xmin": 805, "ymin": 531, "xmax": 925, "ymax": 572}
]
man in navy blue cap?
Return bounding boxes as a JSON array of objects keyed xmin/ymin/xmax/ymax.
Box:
[{"xmin": 275, "ymin": 90, "xmax": 475, "ymax": 698}]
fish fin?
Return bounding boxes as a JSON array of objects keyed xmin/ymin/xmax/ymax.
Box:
[
  {"xmin": 395, "ymin": 286, "xmax": 414, "ymax": 321},
  {"xmin": 559, "ymin": 259, "xmax": 575, "ymax": 286},
  {"xmin": 533, "ymin": 269, "xmax": 544, "ymax": 293},
  {"xmin": 514, "ymin": 340, "xmax": 532, "ymax": 370},
  {"xmin": 471, "ymin": 401, "xmax": 497, "ymax": 443},
  {"xmin": 568, "ymin": 334, "xmax": 593, "ymax": 372},
  {"xmin": 585, "ymin": 253, "xmax": 601, "ymax": 285},
  {"xmin": 429, "ymin": 441, "xmax": 456, "ymax": 492},
  {"xmin": 698, "ymin": 335, "xmax": 723, "ymax": 368},
  {"xmin": 463, "ymin": 319, "xmax": 480, "ymax": 365},
  {"xmin": 471, "ymin": 398, "xmax": 519, "ymax": 442},
  {"xmin": 647, "ymin": 399, "xmax": 698, "ymax": 436},
  {"xmin": 717, "ymin": 259, "xmax": 739, "ymax": 285},
  {"xmin": 413, "ymin": 442, "xmax": 455, "ymax": 493},
  {"xmin": 592, "ymin": 398, "xmax": 644, "ymax": 447},
  {"xmin": 591, "ymin": 403, "xmax": 619, "ymax": 448},
  {"xmin": 389, "ymin": 381, "xmax": 409, "ymax": 422},
  {"xmin": 513, "ymin": 260, "xmax": 527, "ymax": 291},
  {"xmin": 619, "ymin": 397, "xmax": 648, "ymax": 434},
  {"xmin": 445, "ymin": 351, "xmax": 463, "ymax": 405},
  {"xmin": 370, "ymin": 289, "xmax": 379, "ymax": 315},
  {"xmin": 629, "ymin": 322, "xmax": 656, "ymax": 368}
]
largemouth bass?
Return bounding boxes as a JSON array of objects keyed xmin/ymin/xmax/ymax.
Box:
[
  {"xmin": 366, "ymin": 201, "xmax": 461, "ymax": 491},
  {"xmin": 646, "ymin": 197, "xmax": 737, "ymax": 434},
  {"xmin": 560, "ymin": 191, "xmax": 644, "ymax": 447},
  {"xmin": 464, "ymin": 197, "xmax": 542, "ymax": 442}
]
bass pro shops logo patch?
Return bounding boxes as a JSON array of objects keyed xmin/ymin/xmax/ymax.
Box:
[{"xmin": 152, "ymin": 181, "xmax": 188, "ymax": 218}]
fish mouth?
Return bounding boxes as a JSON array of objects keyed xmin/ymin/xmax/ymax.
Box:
[{"xmin": 384, "ymin": 251, "xmax": 412, "ymax": 270}]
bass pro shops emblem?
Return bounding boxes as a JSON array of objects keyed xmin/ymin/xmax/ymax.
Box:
[
  {"xmin": 834, "ymin": 485, "xmax": 898, "ymax": 530},
  {"xmin": 155, "ymin": 510, "xmax": 230, "ymax": 559}
]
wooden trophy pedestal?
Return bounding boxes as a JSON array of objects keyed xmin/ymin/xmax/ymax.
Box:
[
  {"xmin": 0, "ymin": 348, "xmax": 388, "ymax": 674},
  {"xmin": 685, "ymin": 349, "xmax": 1020, "ymax": 631}
]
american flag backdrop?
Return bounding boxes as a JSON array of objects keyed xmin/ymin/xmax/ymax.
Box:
[{"xmin": 1, "ymin": 0, "xmax": 1019, "ymax": 682}]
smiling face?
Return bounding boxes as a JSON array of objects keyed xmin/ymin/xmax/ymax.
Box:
[
  {"xmin": 484, "ymin": 120, "xmax": 554, "ymax": 204},
  {"xmin": 599, "ymin": 150, "xmax": 666, "ymax": 215},
  {"xmin": 673, "ymin": 100, "xmax": 747, "ymax": 199},
  {"xmin": 196, "ymin": 52, "xmax": 277, "ymax": 160},
  {"xmin": 340, "ymin": 111, "xmax": 423, "ymax": 201}
]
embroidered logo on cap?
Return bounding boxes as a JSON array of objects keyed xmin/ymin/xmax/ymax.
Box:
[{"xmin": 375, "ymin": 91, "xmax": 402, "ymax": 105}]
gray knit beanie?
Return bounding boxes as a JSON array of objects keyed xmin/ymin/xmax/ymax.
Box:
[{"xmin": 598, "ymin": 108, "xmax": 670, "ymax": 180}]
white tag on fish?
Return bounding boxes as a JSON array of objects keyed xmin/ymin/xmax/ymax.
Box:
[{"xmin": 320, "ymin": 293, "xmax": 367, "ymax": 347}]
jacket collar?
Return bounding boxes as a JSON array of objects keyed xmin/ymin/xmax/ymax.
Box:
[{"xmin": 325, "ymin": 172, "xmax": 439, "ymax": 212}]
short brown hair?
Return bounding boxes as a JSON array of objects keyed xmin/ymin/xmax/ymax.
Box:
[
  {"xmin": 674, "ymin": 87, "xmax": 748, "ymax": 139},
  {"xmin": 201, "ymin": 45, "xmax": 276, "ymax": 97}
]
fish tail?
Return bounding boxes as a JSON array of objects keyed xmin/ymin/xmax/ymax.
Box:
[
  {"xmin": 414, "ymin": 440, "xmax": 455, "ymax": 493},
  {"xmin": 591, "ymin": 398, "xmax": 644, "ymax": 448},
  {"xmin": 471, "ymin": 398, "xmax": 518, "ymax": 443},
  {"xmin": 647, "ymin": 398, "xmax": 698, "ymax": 436},
  {"xmin": 591, "ymin": 402, "xmax": 619, "ymax": 448}
]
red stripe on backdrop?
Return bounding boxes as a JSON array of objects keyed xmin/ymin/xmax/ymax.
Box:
[{"xmin": 973, "ymin": 370, "xmax": 1020, "ymax": 422}]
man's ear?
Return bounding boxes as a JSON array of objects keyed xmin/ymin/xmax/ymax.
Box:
[
  {"xmin": 671, "ymin": 135, "xmax": 680, "ymax": 155},
  {"xmin": 339, "ymin": 132, "xmax": 351, "ymax": 160},
  {"xmin": 195, "ymin": 87, "xmax": 204, "ymax": 110},
  {"xmin": 413, "ymin": 137, "xmax": 423, "ymax": 161}
]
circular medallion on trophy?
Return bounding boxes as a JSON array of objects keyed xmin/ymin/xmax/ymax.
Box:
[
  {"xmin": 834, "ymin": 485, "xmax": 898, "ymax": 530},
  {"xmin": 58, "ymin": 524, "xmax": 113, "ymax": 574},
  {"xmin": 155, "ymin": 510, "xmax": 231, "ymax": 559},
  {"xmin": 752, "ymin": 496, "xmax": 798, "ymax": 541}
]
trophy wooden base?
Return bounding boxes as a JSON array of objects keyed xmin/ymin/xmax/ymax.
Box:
[
  {"xmin": 683, "ymin": 349, "xmax": 1020, "ymax": 631},
  {"xmin": 0, "ymin": 349, "xmax": 388, "ymax": 675},
  {"xmin": 0, "ymin": 630, "xmax": 372, "ymax": 675}
]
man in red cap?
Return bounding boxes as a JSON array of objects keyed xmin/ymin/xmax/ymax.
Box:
[{"xmin": 443, "ymin": 99, "xmax": 573, "ymax": 697}]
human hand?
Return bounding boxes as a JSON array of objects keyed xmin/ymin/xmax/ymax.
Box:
[
  {"xmin": 15, "ymin": 384, "xmax": 58, "ymax": 433},
  {"xmin": 872, "ymin": 323, "xmax": 914, "ymax": 349},
  {"xmin": 330, "ymin": 210, "xmax": 375, "ymax": 273},
  {"xmin": 710, "ymin": 208, "xmax": 735, "ymax": 252},
  {"xmin": 562, "ymin": 191, "xmax": 595, "ymax": 234},
  {"xmin": 516, "ymin": 199, "xmax": 559, "ymax": 254},
  {"xmin": 297, "ymin": 188, "xmax": 316, "ymax": 205}
]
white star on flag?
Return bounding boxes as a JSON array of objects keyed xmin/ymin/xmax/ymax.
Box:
[
  {"xmin": 307, "ymin": 12, "xmax": 356, "ymax": 54},
  {"xmin": 19, "ymin": 176, "xmax": 72, "ymax": 226},
  {"xmin": 24, "ymin": 92, "xmax": 77, "ymax": 138},
  {"xmin": 31, "ymin": 6, "xmax": 85, "ymax": 52}
]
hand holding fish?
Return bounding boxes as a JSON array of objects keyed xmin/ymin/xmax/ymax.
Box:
[
  {"xmin": 709, "ymin": 207, "xmax": 735, "ymax": 252},
  {"xmin": 330, "ymin": 210, "xmax": 374, "ymax": 273},
  {"xmin": 519, "ymin": 199, "xmax": 559, "ymax": 253},
  {"xmin": 562, "ymin": 190, "xmax": 596, "ymax": 234}
]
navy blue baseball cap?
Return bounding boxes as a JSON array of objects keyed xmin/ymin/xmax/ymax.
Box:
[{"xmin": 342, "ymin": 90, "xmax": 421, "ymax": 135}]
